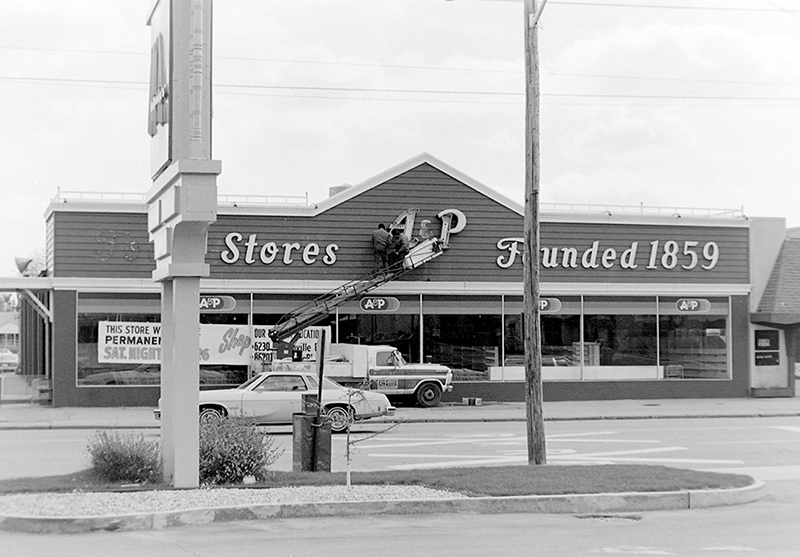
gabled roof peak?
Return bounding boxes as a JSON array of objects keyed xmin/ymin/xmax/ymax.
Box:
[{"xmin": 315, "ymin": 152, "xmax": 523, "ymax": 215}]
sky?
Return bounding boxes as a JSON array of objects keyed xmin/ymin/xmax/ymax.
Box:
[{"xmin": 1, "ymin": 0, "xmax": 799, "ymax": 277}]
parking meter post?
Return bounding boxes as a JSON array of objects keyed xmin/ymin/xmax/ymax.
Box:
[
  {"xmin": 310, "ymin": 330, "xmax": 327, "ymax": 471},
  {"xmin": 315, "ymin": 329, "xmax": 326, "ymax": 418}
]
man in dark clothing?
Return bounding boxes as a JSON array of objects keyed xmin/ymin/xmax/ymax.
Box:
[
  {"xmin": 387, "ymin": 228, "xmax": 410, "ymax": 268},
  {"xmin": 372, "ymin": 223, "xmax": 390, "ymax": 271}
]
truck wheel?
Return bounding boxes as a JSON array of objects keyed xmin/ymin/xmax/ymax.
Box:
[
  {"xmin": 199, "ymin": 406, "xmax": 225, "ymax": 425},
  {"xmin": 325, "ymin": 405, "xmax": 354, "ymax": 433},
  {"xmin": 415, "ymin": 383, "xmax": 442, "ymax": 407}
]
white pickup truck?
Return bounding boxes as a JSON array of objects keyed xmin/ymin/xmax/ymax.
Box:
[{"xmin": 273, "ymin": 343, "xmax": 453, "ymax": 407}]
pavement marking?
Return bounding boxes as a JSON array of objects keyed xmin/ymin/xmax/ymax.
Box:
[
  {"xmin": 700, "ymin": 547, "xmax": 758, "ymax": 552},
  {"xmin": 374, "ymin": 443, "xmax": 742, "ymax": 470},
  {"xmin": 359, "ymin": 437, "xmax": 516, "ymax": 449},
  {"xmin": 772, "ymin": 426, "xmax": 800, "ymax": 434},
  {"xmin": 591, "ymin": 546, "xmax": 676, "ymax": 555},
  {"xmin": 387, "ymin": 456, "xmax": 528, "ymax": 469}
]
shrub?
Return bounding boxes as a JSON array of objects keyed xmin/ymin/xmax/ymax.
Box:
[
  {"xmin": 86, "ymin": 430, "xmax": 162, "ymax": 484},
  {"xmin": 199, "ymin": 417, "xmax": 283, "ymax": 485}
]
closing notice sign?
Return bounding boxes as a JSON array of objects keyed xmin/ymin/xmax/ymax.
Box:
[
  {"xmin": 97, "ymin": 321, "xmax": 329, "ymax": 366},
  {"xmin": 98, "ymin": 322, "xmax": 162, "ymax": 363}
]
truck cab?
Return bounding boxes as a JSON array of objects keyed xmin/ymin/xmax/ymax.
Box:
[{"xmin": 366, "ymin": 345, "xmax": 453, "ymax": 407}]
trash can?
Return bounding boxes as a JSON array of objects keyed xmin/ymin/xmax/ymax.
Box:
[{"xmin": 292, "ymin": 413, "xmax": 332, "ymax": 472}]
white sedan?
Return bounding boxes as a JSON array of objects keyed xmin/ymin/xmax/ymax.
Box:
[{"xmin": 155, "ymin": 371, "xmax": 395, "ymax": 433}]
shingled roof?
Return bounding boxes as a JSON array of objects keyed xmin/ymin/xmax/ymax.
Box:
[{"xmin": 753, "ymin": 236, "xmax": 800, "ymax": 326}]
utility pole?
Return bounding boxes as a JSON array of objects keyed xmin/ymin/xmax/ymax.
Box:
[{"xmin": 523, "ymin": 0, "xmax": 547, "ymax": 465}]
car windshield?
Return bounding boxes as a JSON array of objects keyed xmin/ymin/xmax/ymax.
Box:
[{"xmin": 237, "ymin": 375, "xmax": 262, "ymax": 390}]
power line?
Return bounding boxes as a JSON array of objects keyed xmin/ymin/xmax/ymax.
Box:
[
  {"xmin": 2, "ymin": 45, "xmax": 797, "ymax": 89},
  {"xmin": 2, "ymin": 75, "xmax": 797, "ymax": 102}
]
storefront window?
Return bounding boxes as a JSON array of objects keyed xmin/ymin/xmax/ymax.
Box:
[
  {"xmin": 583, "ymin": 297, "xmax": 658, "ymax": 379},
  {"xmin": 541, "ymin": 297, "xmax": 582, "ymax": 369},
  {"xmin": 337, "ymin": 296, "xmax": 421, "ymax": 363},
  {"xmin": 496, "ymin": 296, "xmax": 730, "ymax": 382},
  {"xmin": 197, "ymin": 294, "xmax": 252, "ymax": 385},
  {"xmin": 76, "ymin": 294, "xmax": 249, "ymax": 387},
  {"xmin": 77, "ymin": 312, "xmax": 162, "ymax": 386},
  {"xmin": 423, "ymin": 296, "xmax": 501, "ymax": 380},
  {"xmin": 501, "ymin": 296, "xmax": 582, "ymax": 381},
  {"xmin": 658, "ymin": 297, "xmax": 729, "ymax": 379}
]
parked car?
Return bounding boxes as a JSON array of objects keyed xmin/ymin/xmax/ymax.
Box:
[
  {"xmin": 0, "ymin": 348, "xmax": 19, "ymax": 371},
  {"xmin": 154, "ymin": 370, "xmax": 395, "ymax": 433},
  {"xmin": 82, "ymin": 364, "xmax": 227, "ymax": 385}
]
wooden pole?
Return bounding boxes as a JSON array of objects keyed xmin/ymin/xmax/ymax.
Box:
[{"xmin": 523, "ymin": 0, "xmax": 546, "ymax": 465}]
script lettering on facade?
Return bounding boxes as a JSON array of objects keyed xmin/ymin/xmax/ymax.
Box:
[
  {"xmin": 221, "ymin": 232, "xmax": 339, "ymax": 266},
  {"xmin": 496, "ymin": 238, "xmax": 720, "ymax": 271}
]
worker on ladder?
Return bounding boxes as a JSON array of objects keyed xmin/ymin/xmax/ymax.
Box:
[{"xmin": 387, "ymin": 228, "xmax": 410, "ymax": 268}]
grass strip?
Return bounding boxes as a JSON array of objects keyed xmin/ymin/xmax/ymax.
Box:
[{"xmin": 0, "ymin": 464, "xmax": 754, "ymax": 497}]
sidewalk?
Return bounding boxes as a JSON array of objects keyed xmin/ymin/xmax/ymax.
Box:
[{"xmin": 1, "ymin": 395, "xmax": 798, "ymax": 430}]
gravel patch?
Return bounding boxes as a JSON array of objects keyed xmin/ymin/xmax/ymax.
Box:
[{"xmin": 0, "ymin": 486, "xmax": 467, "ymax": 518}]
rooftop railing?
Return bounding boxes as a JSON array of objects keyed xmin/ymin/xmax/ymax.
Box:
[
  {"xmin": 539, "ymin": 203, "xmax": 745, "ymax": 219},
  {"xmin": 51, "ymin": 190, "xmax": 310, "ymax": 207},
  {"xmin": 50, "ymin": 191, "xmax": 745, "ymax": 218}
]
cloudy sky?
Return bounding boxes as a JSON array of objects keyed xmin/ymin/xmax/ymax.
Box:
[{"xmin": 1, "ymin": 0, "xmax": 798, "ymax": 277}]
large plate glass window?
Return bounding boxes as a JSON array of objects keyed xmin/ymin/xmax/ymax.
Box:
[
  {"xmin": 658, "ymin": 297, "xmax": 730, "ymax": 379},
  {"xmin": 337, "ymin": 295, "xmax": 421, "ymax": 363},
  {"xmin": 582, "ymin": 296, "xmax": 659, "ymax": 380},
  {"xmin": 422, "ymin": 296, "xmax": 501, "ymax": 381}
]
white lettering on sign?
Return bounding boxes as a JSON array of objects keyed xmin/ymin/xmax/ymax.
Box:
[
  {"xmin": 676, "ymin": 299, "xmax": 711, "ymax": 313},
  {"xmin": 98, "ymin": 321, "xmax": 162, "ymax": 364},
  {"xmin": 539, "ymin": 298, "xmax": 562, "ymax": 313},
  {"xmin": 199, "ymin": 296, "xmax": 236, "ymax": 312},
  {"xmin": 220, "ymin": 207, "xmax": 466, "ymax": 267},
  {"xmin": 497, "ymin": 238, "xmax": 721, "ymax": 271},
  {"xmin": 97, "ymin": 322, "xmax": 331, "ymax": 367},
  {"xmin": 221, "ymin": 232, "xmax": 339, "ymax": 266},
  {"xmin": 496, "ymin": 238, "xmax": 523, "ymax": 269},
  {"xmin": 360, "ymin": 297, "xmax": 400, "ymax": 312},
  {"xmin": 389, "ymin": 208, "xmax": 466, "ymax": 249}
]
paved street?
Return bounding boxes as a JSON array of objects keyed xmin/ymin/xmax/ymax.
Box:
[
  {"xmin": 1, "ymin": 404, "xmax": 799, "ymax": 554},
  {"xmin": 2, "ymin": 416, "xmax": 800, "ymax": 483}
]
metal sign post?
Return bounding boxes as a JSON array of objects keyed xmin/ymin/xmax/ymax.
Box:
[{"xmin": 147, "ymin": 0, "xmax": 219, "ymax": 488}]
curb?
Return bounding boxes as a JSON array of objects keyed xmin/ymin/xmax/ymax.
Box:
[{"xmin": 0, "ymin": 481, "xmax": 767, "ymax": 534}]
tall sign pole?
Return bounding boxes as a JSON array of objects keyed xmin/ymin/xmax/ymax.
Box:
[
  {"xmin": 147, "ymin": 0, "xmax": 220, "ymax": 488},
  {"xmin": 523, "ymin": 0, "xmax": 547, "ymax": 465}
]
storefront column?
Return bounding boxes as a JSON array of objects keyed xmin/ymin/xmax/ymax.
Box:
[
  {"xmin": 159, "ymin": 281, "xmax": 175, "ymax": 481},
  {"xmin": 160, "ymin": 277, "xmax": 201, "ymax": 487}
]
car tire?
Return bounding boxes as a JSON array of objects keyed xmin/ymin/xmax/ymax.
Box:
[
  {"xmin": 199, "ymin": 406, "xmax": 225, "ymax": 424},
  {"xmin": 415, "ymin": 382, "xmax": 442, "ymax": 408},
  {"xmin": 324, "ymin": 405, "xmax": 354, "ymax": 433}
]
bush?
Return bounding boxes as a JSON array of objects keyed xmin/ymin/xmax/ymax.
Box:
[
  {"xmin": 86, "ymin": 430, "xmax": 162, "ymax": 484},
  {"xmin": 199, "ymin": 417, "xmax": 283, "ymax": 485}
]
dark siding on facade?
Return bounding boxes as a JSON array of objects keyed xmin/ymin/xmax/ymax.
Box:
[
  {"xmin": 51, "ymin": 290, "xmax": 76, "ymax": 407},
  {"xmin": 50, "ymin": 212, "xmax": 154, "ymax": 278},
  {"xmin": 206, "ymin": 164, "xmax": 523, "ymax": 282},
  {"xmin": 48, "ymin": 163, "xmax": 749, "ymax": 285},
  {"xmin": 539, "ymin": 222, "xmax": 749, "ymax": 284}
]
